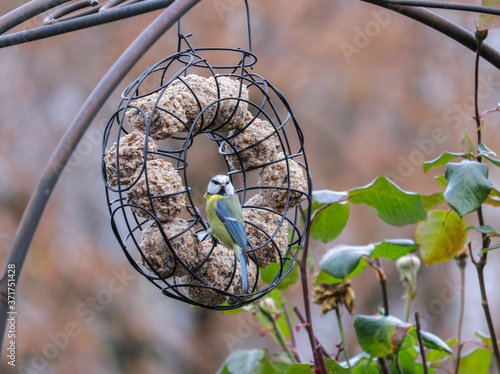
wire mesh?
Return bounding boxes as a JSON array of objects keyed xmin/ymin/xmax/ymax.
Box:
[{"xmin": 101, "ymin": 38, "xmax": 311, "ymax": 310}]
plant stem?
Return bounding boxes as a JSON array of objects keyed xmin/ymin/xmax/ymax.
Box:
[
  {"xmin": 374, "ymin": 259, "xmax": 390, "ymax": 316},
  {"xmin": 415, "ymin": 312, "xmax": 429, "ymax": 374},
  {"xmin": 403, "ymin": 292, "xmax": 411, "ymax": 323},
  {"xmin": 454, "ymin": 255, "xmax": 467, "ymax": 374},
  {"xmin": 335, "ymin": 302, "xmax": 351, "ymax": 368},
  {"xmin": 298, "ymin": 207, "xmax": 328, "ymax": 374},
  {"xmin": 378, "ymin": 357, "xmax": 391, "ymax": 374},
  {"xmin": 472, "ymin": 252, "xmax": 500, "ymax": 373},
  {"xmin": 471, "ymin": 29, "xmax": 500, "ymax": 374},
  {"xmin": 282, "ymin": 302, "xmax": 303, "ymax": 364},
  {"xmin": 294, "ymin": 306, "xmax": 331, "ymax": 359},
  {"xmin": 258, "ymin": 306, "xmax": 297, "ymax": 364}
]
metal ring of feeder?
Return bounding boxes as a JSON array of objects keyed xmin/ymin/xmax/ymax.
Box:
[{"xmin": 101, "ymin": 44, "xmax": 312, "ymax": 310}]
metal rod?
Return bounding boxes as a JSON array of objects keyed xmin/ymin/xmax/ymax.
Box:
[
  {"xmin": 0, "ymin": 0, "xmax": 176, "ymax": 48},
  {"xmin": 0, "ymin": 0, "xmax": 71, "ymax": 35},
  {"xmin": 0, "ymin": 0, "xmax": 200, "ymax": 356},
  {"xmin": 365, "ymin": 0, "xmax": 500, "ymax": 16},
  {"xmin": 361, "ymin": 0, "xmax": 500, "ymax": 70}
]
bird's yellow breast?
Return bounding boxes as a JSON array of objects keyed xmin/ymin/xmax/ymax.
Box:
[{"xmin": 204, "ymin": 193, "xmax": 239, "ymax": 251}]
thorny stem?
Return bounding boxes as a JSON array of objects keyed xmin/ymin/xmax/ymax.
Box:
[
  {"xmin": 472, "ymin": 30, "xmax": 500, "ymax": 374},
  {"xmin": 415, "ymin": 312, "xmax": 429, "ymax": 374},
  {"xmin": 258, "ymin": 306, "xmax": 298, "ymax": 364},
  {"xmin": 293, "ymin": 306, "xmax": 331, "ymax": 359},
  {"xmin": 335, "ymin": 302, "xmax": 351, "ymax": 369},
  {"xmin": 298, "ymin": 207, "xmax": 328, "ymax": 374}
]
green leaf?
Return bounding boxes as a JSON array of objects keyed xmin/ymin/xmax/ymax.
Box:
[
  {"xmin": 319, "ymin": 244, "xmax": 373, "ymax": 280},
  {"xmin": 478, "ymin": 142, "xmax": 497, "ymax": 157},
  {"xmin": 485, "ymin": 187, "xmax": 500, "ymax": 207},
  {"xmin": 416, "ymin": 210, "xmax": 467, "ymax": 265},
  {"xmin": 479, "ymin": 0, "xmax": 500, "ymax": 31},
  {"xmin": 222, "ymin": 349, "xmax": 266, "ymax": 374},
  {"xmin": 370, "ymin": 239, "xmax": 419, "ymax": 260},
  {"xmin": 254, "ymin": 356, "xmax": 289, "ymax": 374},
  {"xmin": 324, "ymin": 358, "xmax": 352, "ymax": 374},
  {"xmin": 421, "ymin": 192, "xmax": 445, "ymax": 211},
  {"xmin": 420, "ymin": 330, "xmax": 453, "ymax": 354},
  {"xmin": 444, "ymin": 160, "xmax": 492, "ymax": 217},
  {"xmin": 475, "ymin": 331, "xmax": 495, "ymax": 345},
  {"xmin": 482, "ymin": 243, "xmax": 500, "ymax": 253},
  {"xmin": 434, "ymin": 175, "xmax": 447, "ymax": 188},
  {"xmin": 458, "ymin": 348, "xmax": 492, "ymax": 374},
  {"xmin": 465, "ymin": 225, "xmax": 500, "ymax": 235},
  {"xmin": 313, "ymin": 190, "xmax": 348, "ymax": 204},
  {"xmin": 396, "ymin": 348, "xmax": 416, "ymax": 374},
  {"xmin": 348, "ymin": 176, "xmax": 427, "ymax": 226},
  {"xmin": 460, "ymin": 128, "xmax": 475, "ymax": 154},
  {"xmin": 310, "ymin": 202, "xmax": 349, "ymax": 243},
  {"xmin": 423, "ymin": 152, "xmax": 471, "ymax": 173},
  {"xmin": 354, "ymin": 315, "xmax": 413, "ymax": 357},
  {"xmin": 260, "ymin": 261, "xmax": 299, "ymax": 291},
  {"xmin": 483, "ymin": 154, "xmax": 500, "ymax": 167},
  {"xmin": 317, "ymin": 240, "xmax": 418, "ymax": 283},
  {"xmin": 284, "ymin": 364, "xmax": 313, "ymax": 374},
  {"xmin": 338, "ymin": 352, "xmax": 371, "ymax": 369}
]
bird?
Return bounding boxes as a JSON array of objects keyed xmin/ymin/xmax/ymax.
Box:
[{"xmin": 204, "ymin": 174, "xmax": 249, "ymax": 293}]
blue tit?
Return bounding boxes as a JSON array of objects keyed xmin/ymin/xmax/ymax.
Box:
[{"xmin": 204, "ymin": 174, "xmax": 249, "ymax": 294}]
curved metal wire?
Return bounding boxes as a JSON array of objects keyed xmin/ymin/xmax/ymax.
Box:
[
  {"xmin": 0, "ymin": 0, "xmax": 175, "ymax": 48},
  {"xmin": 102, "ymin": 43, "xmax": 312, "ymax": 310}
]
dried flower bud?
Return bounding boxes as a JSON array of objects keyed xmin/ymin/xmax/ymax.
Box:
[
  {"xmin": 259, "ymin": 297, "xmax": 280, "ymax": 316},
  {"xmin": 396, "ymin": 254, "xmax": 421, "ymax": 298},
  {"xmin": 475, "ymin": 23, "xmax": 488, "ymax": 42},
  {"xmin": 313, "ymin": 281, "xmax": 356, "ymax": 316},
  {"xmin": 396, "ymin": 254, "xmax": 421, "ymax": 281}
]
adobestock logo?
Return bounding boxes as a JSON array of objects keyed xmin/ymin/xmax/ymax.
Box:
[{"xmin": 339, "ymin": 9, "xmax": 392, "ymax": 63}]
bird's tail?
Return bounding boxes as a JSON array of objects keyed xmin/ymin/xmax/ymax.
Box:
[{"xmin": 239, "ymin": 249, "xmax": 249, "ymax": 294}]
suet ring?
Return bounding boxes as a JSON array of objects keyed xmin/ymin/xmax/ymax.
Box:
[{"xmin": 102, "ymin": 36, "xmax": 312, "ymax": 310}]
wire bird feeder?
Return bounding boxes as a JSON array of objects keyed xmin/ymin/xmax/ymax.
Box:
[{"xmin": 101, "ymin": 18, "xmax": 311, "ymax": 310}]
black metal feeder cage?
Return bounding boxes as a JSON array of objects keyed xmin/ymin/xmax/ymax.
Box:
[{"xmin": 102, "ymin": 38, "xmax": 312, "ymax": 310}]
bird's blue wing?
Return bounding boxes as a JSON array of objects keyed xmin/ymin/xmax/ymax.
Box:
[{"xmin": 215, "ymin": 196, "xmax": 247, "ymax": 252}]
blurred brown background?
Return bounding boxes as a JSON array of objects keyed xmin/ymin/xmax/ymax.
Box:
[{"xmin": 1, "ymin": 0, "xmax": 500, "ymax": 373}]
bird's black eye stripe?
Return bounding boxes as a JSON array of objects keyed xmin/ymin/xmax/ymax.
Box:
[{"xmin": 212, "ymin": 179, "xmax": 220, "ymax": 185}]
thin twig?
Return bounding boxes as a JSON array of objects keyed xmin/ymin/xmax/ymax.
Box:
[
  {"xmin": 454, "ymin": 255, "xmax": 467, "ymax": 374},
  {"xmin": 373, "ymin": 259, "xmax": 390, "ymax": 316},
  {"xmin": 294, "ymin": 306, "xmax": 331, "ymax": 359},
  {"xmin": 298, "ymin": 207, "xmax": 328, "ymax": 374},
  {"xmin": 471, "ymin": 30, "xmax": 500, "ymax": 373},
  {"xmin": 282, "ymin": 302, "xmax": 303, "ymax": 364},
  {"xmin": 335, "ymin": 302, "xmax": 352, "ymax": 370},
  {"xmin": 258, "ymin": 306, "xmax": 297, "ymax": 364},
  {"xmin": 415, "ymin": 312, "xmax": 429, "ymax": 374},
  {"xmin": 378, "ymin": 357, "xmax": 391, "ymax": 374}
]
